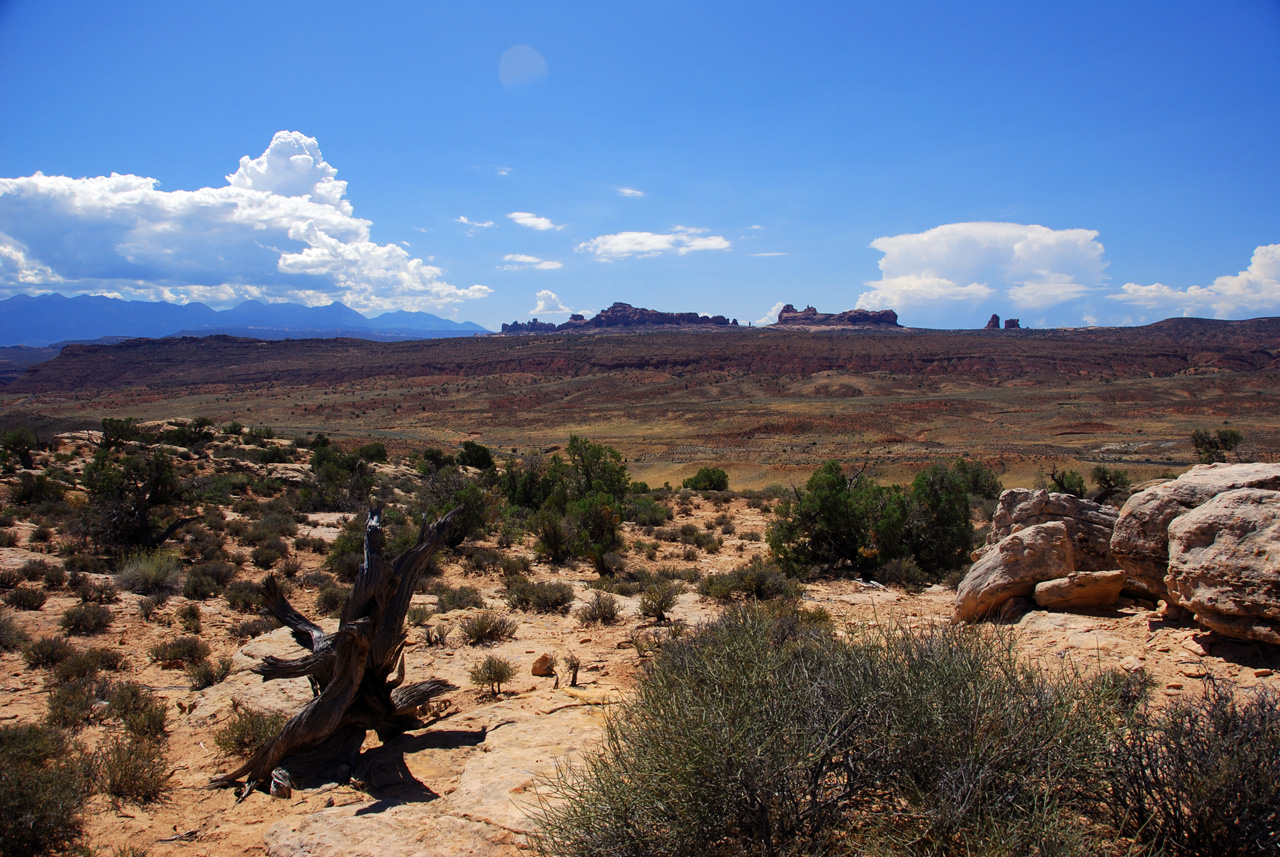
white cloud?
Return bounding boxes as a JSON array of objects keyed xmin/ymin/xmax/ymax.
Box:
[
  {"xmin": 507, "ymin": 211, "xmax": 562, "ymax": 231},
  {"xmin": 496, "ymin": 166, "xmax": 512, "ymax": 177},
  {"xmin": 755, "ymin": 301, "xmax": 786, "ymax": 326},
  {"xmin": 618, "ymin": 187, "xmax": 644, "ymax": 197},
  {"xmin": 751, "ymin": 252, "xmax": 787, "ymax": 257},
  {"xmin": 1109, "ymin": 243, "xmax": 1280, "ymax": 318},
  {"xmin": 0, "ymin": 131, "xmax": 491, "ymax": 312},
  {"xmin": 576, "ymin": 226, "xmax": 731, "ymax": 260},
  {"xmin": 456, "ymin": 215, "xmax": 495, "ymax": 228},
  {"xmin": 857, "ymin": 222, "xmax": 1107, "ymax": 312},
  {"xmin": 529, "ymin": 289, "xmax": 574, "ymax": 315},
  {"xmin": 501, "ymin": 253, "xmax": 563, "ymax": 271},
  {"xmin": 748, "ymin": 224, "xmax": 763, "ymax": 230}
]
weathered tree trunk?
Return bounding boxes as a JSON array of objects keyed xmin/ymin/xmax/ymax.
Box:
[{"xmin": 210, "ymin": 507, "xmax": 459, "ymax": 795}]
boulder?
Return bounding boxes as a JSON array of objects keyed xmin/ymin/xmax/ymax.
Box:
[
  {"xmin": 984, "ymin": 489, "xmax": 1117, "ymax": 571},
  {"xmin": 1111, "ymin": 463, "xmax": 1280, "ymax": 599},
  {"xmin": 1165, "ymin": 488, "xmax": 1280, "ymax": 644},
  {"xmin": 531, "ymin": 653, "xmax": 555, "ymax": 677},
  {"xmin": 1033, "ymin": 570, "xmax": 1126, "ymax": 611},
  {"xmin": 956, "ymin": 521, "xmax": 1074, "ymax": 622}
]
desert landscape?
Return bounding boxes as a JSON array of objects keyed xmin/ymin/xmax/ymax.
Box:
[{"xmin": 1, "ymin": 321, "xmax": 1278, "ymax": 856}]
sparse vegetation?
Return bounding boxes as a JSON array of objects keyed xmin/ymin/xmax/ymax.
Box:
[
  {"xmin": 575, "ymin": 591, "xmax": 621, "ymax": 625},
  {"xmin": 60, "ymin": 602, "xmax": 114, "ymax": 635},
  {"xmin": 0, "ymin": 608, "xmax": 30, "ymax": 650},
  {"xmin": 4, "ymin": 585, "xmax": 47, "ymax": 610},
  {"xmin": 96, "ymin": 734, "xmax": 171, "ymax": 803},
  {"xmin": 0, "ymin": 723, "xmax": 92, "ymax": 856},
  {"xmin": 214, "ymin": 708, "xmax": 287, "ymax": 757},
  {"xmin": 148, "ymin": 634, "xmax": 210, "ymax": 666},
  {"xmin": 469, "ymin": 654, "xmax": 516, "ymax": 695},
  {"xmin": 458, "ymin": 610, "xmax": 519, "ymax": 645},
  {"xmin": 504, "ymin": 574, "xmax": 575, "ymax": 614}
]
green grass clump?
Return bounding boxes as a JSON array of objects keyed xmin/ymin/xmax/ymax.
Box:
[
  {"xmin": 4, "ymin": 585, "xmax": 47, "ymax": 611},
  {"xmin": 458, "ymin": 610, "xmax": 519, "ymax": 645},
  {"xmin": 431, "ymin": 582, "xmax": 485, "ymax": 613},
  {"xmin": 60, "ymin": 602, "xmax": 114, "ymax": 636},
  {"xmin": 315, "ymin": 583, "xmax": 349, "ymax": 616},
  {"xmin": 214, "ymin": 708, "xmax": 287, "ymax": 757},
  {"xmin": 116, "ymin": 553, "xmax": 181, "ymax": 598},
  {"xmin": 96, "ymin": 734, "xmax": 170, "ymax": 803},
  {"xmin": 504, "ymin": 574, "xmax": 575, "ymax": 614},
  {"xmin": 23, "ymin": 635, "xmax": 74, "ymax": 669},
  {"xmin": 0, "ymin": 608, "xmax": 30, "ymax": 651},
  {"xmin": 175, "ymin": 602, "xmax": 202, "ymax": 634},
  {"xmin": 697, "ymin": 557, "xmax": 801, "ymax": 602},
  {"xmin": 186, "ymin": 656, "xmax": 232, "ymax": 690},
  {"xmin": 638, "ymin": 580, "xmax": 682, "ymax": 623},
  {"xmin": 0, "ymin": 723, "xmax": 92, "ymax": 856},
  {"xmin": 107, "ymin": 681, "xmax": 168, "ymax": 738},
  {"xmin": 148, "ymin": 635, "xmax": 210, "ymax": 666},
  {"xmin": 574, "ymin": 591, "xmax": 621, "ymax": 626},
  {"xmin": 53, "ymin": 646, "xmax": 127, "ymax": 684}
]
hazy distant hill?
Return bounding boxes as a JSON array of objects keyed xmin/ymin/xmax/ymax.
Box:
[{"xmin": 0, "ymin": 293, "xmax": 489, "ymax": 346}]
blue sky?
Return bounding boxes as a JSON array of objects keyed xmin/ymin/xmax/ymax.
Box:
[{"xmin": 1, "ymin": 1, "xmax": 1278, "ymax": 330}]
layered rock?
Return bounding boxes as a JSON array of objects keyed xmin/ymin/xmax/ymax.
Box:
[
  {"xmin": 983, "ymin": 489, "xmax": 1118, "ymax": 572},
  {"xmin": 772, "ymin": 304, "xmax": 900, "ymax": 328},
  {"xmin": 1033, "ymin": 570, "xmax": 1126, "ymax": 611},
  {"xmin": 1165, "ymin": 488, "xmax": 1280, "ymax": 644},
  {"xmin": 560, "ymin": 302, "xmax": 735, "ymax": 330},
  {"xmin": 1110, "ymin": 463, "xmax": 1280, "ymax": 600},
  {"xmin": 500, "ymin": 318, "xmax": 558, "ymax": 334},
  {"xmin": 984, "ymin": 314, "xmax": 1001, "ymax": 330},
  {"xmin": 955, "ymin": 522, "xmax": 1074, "ymax": 621}
]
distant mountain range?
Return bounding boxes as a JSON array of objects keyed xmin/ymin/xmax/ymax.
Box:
[{"xmin": 0, "ymin": 293, "xmax": 489, "ymax": 346}]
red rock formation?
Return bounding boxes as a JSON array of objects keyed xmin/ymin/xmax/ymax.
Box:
[
  {"xmin": 985, "ymin": 314, "xmax": 1001, "ymax": 330},
  {"xmin": 773, "ymin": 304, "xmax": 900, "ymax": 328}
]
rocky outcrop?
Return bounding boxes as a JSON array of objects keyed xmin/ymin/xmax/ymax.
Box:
[
  {"xmin": 983, "ymin": 489, "xmax": 1118, "ymax": 572},
  {"xmin": 1165, "ymin": 488, "xmax": 1280, "ymax": 644},
  {"xmin": 772, "ymin": 304, "xmax": 900, "ymax": 328},
  {"xmin": 1033, "ymin": 570, "xmax": 1126, "ymax": 610},
  {"xmin": 1110, "ymin": 463, "xmax": 1280, "ymax": 600},
  {"xmin": 1003, "ymin": 318, "xmax": 1021, "ymax": 330},
  {"xmin": 561, "ymin": 302, "xmax": 735, "ymax": 330},
  {"xmin": 500, "ymin": 318, "xmax": 558, "ymax": 334},
  {"xmin": 956, "ymin": 522, "xmax": 1074, "ymax": 621},
  {"xmin": 984, "ymin": 314, "xmax": 1001, "ymax": 330}
]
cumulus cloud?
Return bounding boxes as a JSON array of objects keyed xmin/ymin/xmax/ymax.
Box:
[
  {"xmin": 501, "ymin": 253, "xmax": 563, "ymax": 271},
  {"xmin": 576, "ymin": 226, "xmax": 731, "ymax": 260},
  {"xmin": 618, "ymin": 187, "xmax": 644, "ymax": 197},
  {"xmin": 457, "ymin": 215, "xmax": 495, "ymax": 229},
  {"xmin": 857, "ymin": 222, "xmax": 1107, "ymax": 312},
  {"xmin": 529, "ymin": 289, "xmax": 574, "ymax": 315},
  {"xmin": 508, "ymin": 211, "xmax": 562, "ymax": 231},
  {"xmin": 755, "ymin": 301, "xmax": 786, "ymax": 326},
  {"xmin": 0, "ymin": 131, "xmax": 491, "ymax": 313},
  {"xmin": 1109, "ymin": 243, "xmax": 1280, "ymax": 318}
]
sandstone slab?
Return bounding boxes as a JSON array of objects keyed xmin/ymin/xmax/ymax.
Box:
[
  {"xmin": 1033, "ymin": 569, "xmax": 1126, "ymax": 610},
  {"xmin": 1111, "ymin": 463, "xmax": 1280, "ymax": 599},
  {"xmin": 985, "ymin": 489, "xmax": 1118, "ymax": 572},
  {"xmin": 956, "ymin": 521, "xmax": 1073, "ymax": 622},
  {"xmin": 1166, "ymin": 488, "xmax": 1280, "ymax": 644}
]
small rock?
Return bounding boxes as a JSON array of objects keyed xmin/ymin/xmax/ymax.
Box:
[
  {"xmin": 1165, "ymin": 682, "xmax": 1183, "ymax": 691},
  {"xmin": 1255, "ymin": 668, "xmax": 1274, "ymax": 678},
  {"xmin": 1179, "ymin": 664, "xmax": 1208, "ymax": 678},
  {"xmin": 1181, "ymin": 638, "xmax": 1207, "ymax": 657},
  {"xmin": 531, "ymin": 653, "xmax": 555, "ymax": 677},
  {"xmin": 1119, "ymin": 655, "xmax": 1144, "ymax": 672},
  {"xmin": 270, "ymin": 767, "xmax": 292, "ymax": 799}
]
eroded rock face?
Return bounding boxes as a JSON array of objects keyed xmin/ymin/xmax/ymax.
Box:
[
  {"xmin": 985, "ymin": 489, "xmax": 1118, "ymax": 572},
  {"xmin": 1166, "ymin": 488, "xmax": 1280, "ymax": 644},
  {"xmin": 956, "ymin": 521, "xmax": 1074, "ymax": 622},
  {"xmin": 1111, "ymin": 463, "xmax": 1280, "ymax": 599},
  {"xmin": 1033, "ymin": 570, "xmax": 1126, "ymax": 611}
]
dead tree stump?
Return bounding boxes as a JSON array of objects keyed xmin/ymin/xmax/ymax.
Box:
[{"xmin": 210, "ymin": 507, "xmax": 459, "ymax": 795}]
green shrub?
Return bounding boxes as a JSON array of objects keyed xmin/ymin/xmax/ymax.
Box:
[
  {"xmin": 877, "ymin": 555, "xmax": 930, "ymax": 593},
  {"xmin": 96, "ymin": 734, "xmax": 170, "ymax": 803},
  {"xmin": 638, "ymin": 581, "xmax": 681, "ymax": 623},
  {"xmin": 456, "ymin": 440, "xmax": 494, "ymax": 470},
  {"xmin": 1105, "ymin": 679, "xmax": 1279, "ymax": 856},
  {"xmin": 431, "ymin": 582, "xmax": 485, "ymax": 612},
  {"xmin": 575, "ymin": 591, "xmax": 621, "ymax": 626},
  {"xmin": 229, "ymin": 616, "xmax": 278, "ymax": 638},
  {"xmin": 0, "ymin": 609, "xmax": 30, "ymax": 651},
  {"xmin": 41, "ymin": 563, "xmax": 67, "ymax": 589},
  {"xmin": 682, "ymin": 466, "xmax": 729, "ymax": 492},
  {"xmin": 530, "ymin": 508, "xmax": 572, "ymax": 563},
  {"xmin": 4, "ymin": 585, "xmax": 47, "ymax": 611},
  {"xmin": 107, "ymin": 681, "xmax": 168, "ymax": 738},
  {"xmin": 223, "ymin": 579, "xmax": 261, "ymax": 612},
  {"xmin": 1191, "ymin": 427, "xmax": 1243, "ymax": 464},
  {"xmin": 457, "ymin": 610, "xmax": 519, "ymax": 645},
  {"xmin": 0, "ymin": 723, "xmax": 92, "ymax": 856},
  {"xmin": 315, "ymin": 584, "xmax": 349, "ymax": 616},
  {"xmin": 116, "ymin": 553, "xmax": 181, "ymax": 597},
  {"xmin": 176, "ymin": 602, "xmax": 202, "ymax": 634},
  {"xmin": 469, "ymin": 654, "xmax": 516, "ymax": 695},
  {"xmin": 0, "ymin": 529, "xmax": 17, "ymax": 547},
  {"xmin": 182, "ymin": 570, "xmax": 221, "ymax": 600},
  {"xmin": 250, "ymin": 539, "xmax": 287, "ymax": 569},
  {"xmin": 0, "ymin": 567, "xmax": 19, "ymax": 589},
  {"xmin": 46, "ymin": 680, "xmax": 98, "ymax": 729},
  {"xmin": 624, "ymin": 495, "xmax": 673, "ymax": 526},
  {"xmin": 698, "ymin": 558, "xmax": 801, "ymax": 602},
  {"xmin": 53, "ymin": 647, "xmax": 126, "ymax": 684},
  {"xmin": 60, "ymin": 603, "xmax": 114, "ymax": 635},
  {"xmin": 24, "ymin": 635, "xmax": 73, "ymax": 668},
  {"xmin": 504, "ymin": 575, "xmax": 575, "ymax": 614},
  {"xmin": 19, "ymin": 558, "xmax": 53, "ymax": 581},
  {"xmin": 214, "ymin": 708, "xmax": 287, "ymax": 757},
  {"xmin": 187, "ymin": 656, "xmax": 233, "ymax": 690},
  {"xmin": 407, "ymin": 604, "xmax": 434, "ymax": 626},
  {"xmin": 137, "ymin": 595, "xmax": 159, "ymax": 620},
  {"xmin": 534, "ymin": 607, "xmax": 1136, "ymax": 857},
  {"xmin": 148, "ymin": 635, "xmax": 210, "ymax": 666},
  {"xmin": 77, "ymin": 577, "xmax": 119, "ymax": 603}
]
